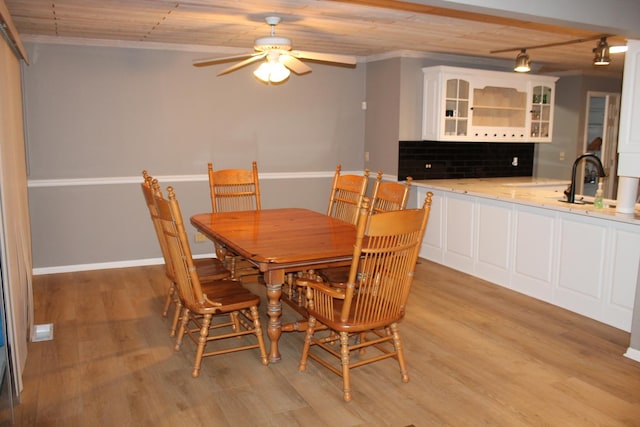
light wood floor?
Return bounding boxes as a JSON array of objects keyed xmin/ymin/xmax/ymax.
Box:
[{"xmin": 11, "ymin": 259, "xmax": 640, "ymax": 426}]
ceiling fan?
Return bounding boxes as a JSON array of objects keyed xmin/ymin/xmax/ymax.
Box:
[{"xmin": 193, "ymin": 16, "xmax": 357, "ymax": 83}]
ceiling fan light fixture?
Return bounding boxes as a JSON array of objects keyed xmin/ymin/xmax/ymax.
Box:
[
  {"xmin": 195, "ymin": 15, "xmax": 356, "ymax": 81},
  {"xmin": 253, "ymin": 57, "xmax": 290, "ymax": 83},
  {"xmin": 253, "ymin": 62, "xmax": 272, "ymax": 82},
  {"xmin": 268, "ymin": 62, "xmax": 290, "ymax": 83},
  {"xmin": 514, "ymin": 49, "xmax": 530, "ymax": 73},
  {"xmin": 593, "ymin": 37, "xmax": 610, "ymax": 65}
]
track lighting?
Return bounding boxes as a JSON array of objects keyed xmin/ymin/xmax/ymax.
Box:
[
  {"xmin": 514, "ymin": 49, "xmax": 530, "ymax": 73},
  {"xmin": 593, "ymin": 37, "xmax": 610, "ymax": 65},
  {"xmin": 493, "ymin": 34, "xmax": 625, "ymax": 72}
]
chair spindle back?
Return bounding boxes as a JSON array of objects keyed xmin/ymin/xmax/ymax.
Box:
[
  {"xmin": 313, "ymin": 193, "xmax": 433, "ymax": 325},
  {"xmin": 208, "ymin": 161, "xmax": 261, "ymax": 213},
  {"xmin": 326, "ymin": 164, "xmax": 370, "ymax": 225},
  {"xmin": 154, "ymin": 185, "xmax": 207, "ymax": 309},
  {"xmin": 369, "ymin": 172, "xmax": 413, "ymax": 214}
]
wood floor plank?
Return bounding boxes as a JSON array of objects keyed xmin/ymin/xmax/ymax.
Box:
[{"xmin": 10, "ymin": 261, "xmax": 640, "ymax": 426}]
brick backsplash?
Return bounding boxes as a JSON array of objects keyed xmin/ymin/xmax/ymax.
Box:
[{"xmin": 398, "ymin": 140, "xmax": 534, "ymax": 180}]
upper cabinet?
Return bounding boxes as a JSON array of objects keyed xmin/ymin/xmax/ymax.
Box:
[{"xmin": 422, "ymin": 66, "xmax": 558, "ymax": 142}]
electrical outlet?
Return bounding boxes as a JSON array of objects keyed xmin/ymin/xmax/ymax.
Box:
[
  {"xmin": 194, "ymin": 232, "xmax": 207, "ymax": 243},
  {"xmin": 364, "ymin": 151, "xmax": 370, "ymax": 162}
]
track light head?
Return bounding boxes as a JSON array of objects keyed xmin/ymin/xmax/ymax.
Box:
[
  {"xmin": 514, "ymin": 49, "xmax": 530, "ymax": 73},
  {"xmin": 593, "ymin": 37, "xmax": 610, "ymax": 65}
]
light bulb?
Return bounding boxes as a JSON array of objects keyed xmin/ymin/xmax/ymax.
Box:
[
  {"xmin": 269, "ymin": 62, "xmax": 290, "ymax": 83},
  {"xmin": 253, "ymin": 62, "xmax": 272, "ymax": 82},
  {"xmin": 514, "ymin": 49, "xmax": 530, "ymax": 73}
]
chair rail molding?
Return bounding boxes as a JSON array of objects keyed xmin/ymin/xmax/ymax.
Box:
[{"xmin": 27, "ymin": 170, "xmax": 373, "ymax": 188}]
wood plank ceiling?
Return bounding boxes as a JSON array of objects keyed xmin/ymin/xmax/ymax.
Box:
[{"xmin": 4, "ymin": 0, "xmax": 628, "ymax": 75}]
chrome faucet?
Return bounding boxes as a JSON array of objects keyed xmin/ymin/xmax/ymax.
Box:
[{"xmin": 564, "ymin": 153, "xmax": 606, "ymax": 203}]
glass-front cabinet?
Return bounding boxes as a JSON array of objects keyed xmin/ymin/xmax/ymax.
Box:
[
  {"xmin": 529, "ymin": 83, "xmax": 554, "ymax": 141},
  {"xmin": 443, "ymin": 78, "xmax": 469, "ymax": 138},
  {"xmin": 422, "ymin": 66, "xmax": 558, "ymax": 142}
]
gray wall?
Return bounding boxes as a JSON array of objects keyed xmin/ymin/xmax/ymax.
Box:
[
  {"xmin": 364, "ymin": 58, "xmax": 402, "ymax": 176},
  {"xmin": 23, "ymin": 42, "xmax": 366, "ymax": 270},
  {"xmin": 23, "ymin": 42, "xmax": 624, "ymax": 272},
  {"xmin": 535, "ymin": 73, "xmax": 622, "ymax": 179}
]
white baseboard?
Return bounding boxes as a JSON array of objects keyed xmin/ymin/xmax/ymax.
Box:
[
  {"xmin": 624, "ymin": 347, "xmax": 640, "ymax": 363},
  {"xmin": 32, "ymin": 253, "xmax": 216, "ymax": 275}
]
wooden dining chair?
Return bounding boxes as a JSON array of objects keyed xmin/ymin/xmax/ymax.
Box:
[
  {"xmin": 141, "ymin": 171, "xmax": 231, "ymax": 336},
  {"xmin": 368, "ymin": 172, "xmax": 413, "ymax": 214},
  {"xmin": 298, "ymin": 193, "xmax": 433, "ymax": 402},
  {"xmin": 208, "ymin": 161, "xmax": 261, "ymax": 212},
  {"xmin": 316, "ymin": 172, "xmax": 414, "ymax": 289},
  {"xmin": 286, "ymin": 165, "xmax": 371, "ymax": 307},
  {"xmin": 208, "ymin": 161, "xmax": 261, "ymax": 279},
  {"xmin": 326, "ymin": 164, "xmax": 370, "ymax": 225},
  {"xmin": 154, "ymin": 184, "xmax": 268, "ymax": 378}
]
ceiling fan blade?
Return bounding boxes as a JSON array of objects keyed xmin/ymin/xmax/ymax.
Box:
[
  {"xmin": 193, "ymin": 52, "xmax": 258, "ymax": 67},
  {"xmin": 216, "ymin": 53, "xmax": 268, "ymax": 76},
  {"xmin": 290, "ymin": 50, "xmax": 357, "ymax": 65},
  {"xmin": 279, "ymin": 54, "xmax": 312, "ymax": 74}
]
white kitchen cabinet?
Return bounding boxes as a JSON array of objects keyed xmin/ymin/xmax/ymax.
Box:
[
  {"xmin": 443, "ymin": 194, "xmax": 475, "ymax": 272},
  {"xmin": 415, "ymin": 185, "xmax": 638, "ymax": 332},
  {"xmin": 555, "ymin": 216, "xmax": 609, "ymax": 319},
  {"xmin": 475, "ymin": 200, "xmax": 512, "ymax": 285},
  {"xmin": 529, "ymin": 80, "xmax": 555, "ymax": 141},
  {"xmin": 421, "ymin": 189, "xmax": 444, "ymax": 263},
  {"xmin": 422, "ymin": 66, "xmax": 558, "ymax": 142},
  {"xmin": 511, "ymin": 207, "xmax": 556, "ymax": 300}
]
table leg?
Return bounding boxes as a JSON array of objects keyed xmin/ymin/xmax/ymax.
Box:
[{"xmin": 264, "ymin": 269, "xmax": 285, "ymax": 362}]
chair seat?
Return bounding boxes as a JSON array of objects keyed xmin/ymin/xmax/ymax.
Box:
[
  {"xmin": 308, "ymin": 297, "xmax": 398, "ymax": 333},
  {"xmin": 193, "ymin": 258, "xmax": 231, "ymax": 281},
  {"xmin": 317, "ymin": 266, "xmax": 351, "ymax": 288},
  {"xmin": 198, "ymin": 281, "xmax": 262, "ymax": 313}
]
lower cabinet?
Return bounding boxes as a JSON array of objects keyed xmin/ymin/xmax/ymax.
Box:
[
  {"xmin": 512, "ymin": 207, "xmax": 556, "ymax": 301},
  {"xmin": 417, "ymin": 187, "xmax": 640, "ymax": 332}
]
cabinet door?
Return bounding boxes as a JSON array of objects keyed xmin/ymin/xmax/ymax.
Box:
[
  {"xmin": 422, "ymin": 69, "xmax": 470, "ymax": 141},
  {"xmin": 476, "ymin": 200, "xmax": 512, "ymax": 284},
  {"xmin": 443, "ymin": 78, "xmax": 469, "ymax": 139},
  {"xmin": 512, "ymin": 208, "xmax": 556, "ymax": 300},
  {"xmin": 529, "ymin": 84, "xmax": 554, "ymax": 142},
  {"xmin": 555, "ymin": 216, "xmax": 607, "ymax": 318},
  {"xmin": 418, "ymin": 188, "xmax": 444, "ymax": 262},
  {"xmin": 421, "ymin": 72, "xmax": 441, "ymax": 140},
  {"xmin": 443, "ymin": 194, "xmax": 475, "ymax": 272}
]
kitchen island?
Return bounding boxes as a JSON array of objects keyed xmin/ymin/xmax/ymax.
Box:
[{"xmin": 413, "ymin": 177, "xmax": 639, "ymax": 333}]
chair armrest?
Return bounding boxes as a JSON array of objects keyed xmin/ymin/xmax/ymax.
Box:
[{"xmin": 306, "ymin": 280, "xmax": 346, "ymax": 300}]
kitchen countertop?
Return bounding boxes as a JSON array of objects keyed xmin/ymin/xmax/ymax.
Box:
[{"xmin": 412, "ymin": 177, "xmax": 640, "ymax": 225}]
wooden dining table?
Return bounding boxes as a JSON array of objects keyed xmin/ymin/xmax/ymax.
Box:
[{"xmin": 190, "ymin": 208, "xmax": 356, "ymax": 362}]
